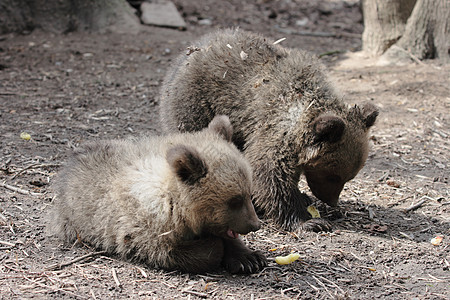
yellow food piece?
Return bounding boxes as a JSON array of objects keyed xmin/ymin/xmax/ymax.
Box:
[
  {"xmin": 275, "ymin": 253, "xmax": 300, "ymax": 265},
  {"xmin": 368, "ymin": 267, "xmax": 376, "ymax": 271},
  {"xmin": 20, "ymin": 132, "xmax": 31, "ymax": 141},
  {"xmin": 307, "ymin": 205, "xmax": 320, "ymax": 218},
  {"xmin": 430, "ymin": 236, "xmax": 443, "ymax": 246}
]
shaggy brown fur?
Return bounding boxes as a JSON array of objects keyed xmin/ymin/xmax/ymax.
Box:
[
  {"xmin": 160, "ymin": 29, "xmax": 378, "ymax": 231},
  {"xmin": 50, "ymin": 116, "xmax": 267, "ymax": 274}
]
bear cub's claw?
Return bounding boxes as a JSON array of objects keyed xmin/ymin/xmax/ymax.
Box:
[
  {"xmin": 223, "ymin": 250, "xmax": 267, "ymax": 274},
  {"xmin": 300, "ymin": 218, "xmax": 333, "ymax": 233}
]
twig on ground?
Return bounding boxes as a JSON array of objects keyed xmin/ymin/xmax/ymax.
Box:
[
  {"xmin": 349, "ymin": 252, "xmax": 363, "ymax": 261},
  {"xmin": 260, "ymin": 219, "xmax": 290, "ymax": 235},
  {"xmin": 427, "ymin": 274, "xmax": 447, "ymax": 282},
  {"xmin": 399, "ymin": 232, "xmax": 414, "ymax": 240},
  {"xmin": 274, "ymin": 25, "xmax": 361, "ymax": 38},
  {"xmin": 383, "ymin": 284, "xmax": 408, "ymax": 290},
  {"xmin": 308, "ymin": 271, "xmax": 345, "ymax": 294},
  {"xmin": 0, "ymin": 182, "xmax": 41, "ymax": 196},
  {"xmin": 377, "ymin": 171, "xmax": 390, "ymax": 182},
  {"xmin": 181, "ymin": 288, "xmax": 208, "ymax": 298},
  {"xmin": 0, "ymin": 212, "xmax": 7, "ymax": 223},
  {"xmin": 46, "ymin": 251, "xmax": 107, "ymax": 271},
  {"xmin": 275, "ymin": 25, "xmax": 336, "ymax": 37},
  {"xmin": 403, "ymin": 199, "xmax": 427, "ymax": 212},
  {"xmin": 11, "ymin": 163, "xmax": 61, "ymax": 179},
  {"xmin": 281, "ymin": 287, "xmax": 296, "ymax": 297},
  {"xmin": 0, "ymin": 240, "xmax": 16, "ymax": 247},
  {"xmin": 404, "ymin": 196, "xmax": 436, "ymax": 212},
  {"xmin": 22, "ymin": 275, "xmax": 87, "ymax": 299},
  {"xmin": 135, "ymin": 266, "xmax": 148, "ymax": 278},
  {"xmin": 318, "ymin": 50, "xmax": 344, "ymax": 58},
  {"xmin": 3, "ymin": 264, "xmax": 29, "ymax": 273},
  {"xmin": 430, "ymin": 293, "xmax": 449, "ymax": 299},
  {"xmin": 145, "ymin": 279, "xmax": 177, "ymax": 289},
  {"xmin": 305, "ymin": 280, "xmax": 320, "ymax": 292},
  {"xmin": 312, "ymin": 275, "xmax": 334, "ymax": 299},
  {"xmin": 112, "ymin": 267, "xmax": 122, "ymax": 288},
  {"xmin": 387, "ymin": 195, "xmax": 414, "ymax": 207},
  {"xmin": 368, "ymin": 207, "xmax": 376, "ymax": 219}
]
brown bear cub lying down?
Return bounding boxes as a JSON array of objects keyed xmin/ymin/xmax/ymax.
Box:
[
  {"xmin": 160, "ymin": 29, "xmax": 378, "ymax": 232},
  {"xmin": 50, "ymin": 116, "xmax": 267, "ymax": 274}
]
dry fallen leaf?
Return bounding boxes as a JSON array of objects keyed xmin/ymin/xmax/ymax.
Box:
[
  {"xmin": 363, "ymin": 224, "xmax": 388, "ymax": 233},
  {"xmin": 386, "ymin": 179, "xmax": 400, "ymax": 188}
]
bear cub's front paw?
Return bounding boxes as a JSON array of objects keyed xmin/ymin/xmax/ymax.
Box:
[
  {"xmin": 223, "ymin": 250, "xmax": 267, "ymax": 274},
  {"xmin": 300, "ymin": 218, "xmax": 333, "ymax": 232}
]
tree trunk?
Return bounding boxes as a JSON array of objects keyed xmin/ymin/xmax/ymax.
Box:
[
  {"xmin": 394, "ymin": 0, "xmax": 449, "ymax": 61},
  {"xmin": 361, "ymin": 0, "xmax": 417, "ymax": 56},
  {"xmin": 362, "ymin": 0, "xmax": 450, "ymax": 63},
  {"xmin": 0, "ymin": 0, "xmax": 32, "ymax": 34},
  {"xmin": 0, "ymin": 0, "xmax": 140, "ymax": 34}
]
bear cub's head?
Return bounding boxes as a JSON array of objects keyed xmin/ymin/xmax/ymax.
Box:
[
  {"xmin": 303, "ymin": 103, "xmax": 379, "ymax": 207},
  {"xmin": 166, "ymin": 115, "xmax": 261, "ymax": 239}
]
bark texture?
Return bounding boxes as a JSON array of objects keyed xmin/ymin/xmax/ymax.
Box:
[
  {"xmin": 362, "ymin": 0, "xmax": 450, "ymax": 62},
  {"xmin": 362, "ymin": 0, "xmax": 417, "ymax": 56},
  {"xmin": 395, "ymin": 0, "xmax": 449, "ymax": 61},
  {"xmin": 0, "ymin": 0, "xmax": 32, "ymax": 34}
]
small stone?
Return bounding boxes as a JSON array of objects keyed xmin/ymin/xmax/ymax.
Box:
[
  {"xmin": 295, "ymin": 18, "xmax": 309, "ymax": 27},
  {"xmin": 198, "ymin": 19, "xmax": 212, "ymax": 26},
  {"xmin": 140, "ymin": 1, "xmax": 186, "ymax": 29}
]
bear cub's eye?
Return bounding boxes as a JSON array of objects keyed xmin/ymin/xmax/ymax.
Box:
[{"xmin": 228, "ymin": 196, "xmax": 244, "ymax": 210}]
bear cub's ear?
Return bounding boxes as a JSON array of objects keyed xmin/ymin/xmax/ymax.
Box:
[
  {"xmin": 166, "ymin": 145, "xmax": 208, "ymax": 185},
  {"xmin": 360, "ymin": 102, "xmax": 379, "ymax": 128},
  {"xmin": 208, "ymin": 115, "xmax": 233, "ymax": 142},
  {"xmin": 312, "ymin": 114, "xmax": 346, "ymax": 143}
]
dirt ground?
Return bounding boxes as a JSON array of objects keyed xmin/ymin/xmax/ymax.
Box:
[{"xmin": 1, "ymin": 0, "xmax": 449, "ymax": 299}]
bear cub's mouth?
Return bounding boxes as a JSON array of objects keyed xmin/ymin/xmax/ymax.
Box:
[{"xmin": 226, "ymin": 229, "xmax": 239, "ymax": 239}]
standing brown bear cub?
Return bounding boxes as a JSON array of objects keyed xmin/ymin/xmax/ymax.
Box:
[
  {"xmin": 50, "ymin": 116, "xmax": 267, "ymax": 274},
  {"xmin": 160, "ymin": 29, "xmax": 378, "ymax": 231}
]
